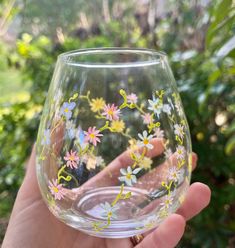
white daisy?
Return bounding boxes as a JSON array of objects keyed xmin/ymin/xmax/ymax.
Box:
[
  {"xmin": 100, "ymin": 202, "xmax": 119, "ymax": 220},
  {"xmin": 174, "ymin": 124, "xmax": 185, "ymax": 139},
  {"xmin": 148, "ymin": 98, "xmax": 163, "ymax": 117},
  {"xmin": 162, "ymin": 104, "xmax": 171, "ymax": 115},
  {"xmin": 154, "ymin": 127, "xmax": 164, "ymax": 139},
  {"xmin": 160, "ymin": 195, "xmax": 173, "ymax": 210},
  {"xmin": 168, "ymin": 167, "xmax": 181, "ymax": 182},
  {"xmin": 137, "ymin": 130, "xmax": 154, "ymax": 150},
  {"xmin": 176, "ymin": 145, "xmax": 186, "ymax": 160},
  {"xmin": 118, "ymin": 166, "xmax": 142, "ymax": 186}
]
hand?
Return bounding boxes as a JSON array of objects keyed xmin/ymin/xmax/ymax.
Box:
[{"xmin": 2, "ymin": 146, "xmax": 210, "ymax": 248}]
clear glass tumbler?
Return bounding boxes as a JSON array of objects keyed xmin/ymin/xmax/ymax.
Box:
[{"xmin": 36, "ymin": 48, "xmax": 192, "ymax": 238}]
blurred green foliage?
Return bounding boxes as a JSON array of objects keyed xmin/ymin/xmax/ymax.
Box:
[{"xmin": 0, "ymin": 0, "xmax": 235, "ymax": 247}]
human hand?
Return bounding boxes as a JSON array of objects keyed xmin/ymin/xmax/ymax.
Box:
[{"xmin": 2, "ymin": 146, "xmax": 210, "ymax": 248}]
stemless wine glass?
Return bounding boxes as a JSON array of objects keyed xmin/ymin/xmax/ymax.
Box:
[{"xmin": 36, "ymin": 48, "xmax": 192, "ymax": 238}]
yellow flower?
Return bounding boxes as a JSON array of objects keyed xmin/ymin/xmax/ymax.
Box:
[
  {"xmin": 140, "ymin": 157, "xmax": 152, "ymax": 170},
  {"xmin": 127, "ymin": 139, "xmax": 138, "ymax": 152},
  {"xmin": 111, "ymin": 120, "xmax": 125, "ymax": 132},
  {"xmin": 90, "ymin": 98, "xmax": 105, "ymax": 112}
]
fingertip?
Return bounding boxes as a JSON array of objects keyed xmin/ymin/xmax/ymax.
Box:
[
  {"xmin": 177, "ymin": 182, "xmax": 211, "ymax": 220},
  {"xmin": 191, "ymin": 182, "xmax": 211, "ymax": 206}
]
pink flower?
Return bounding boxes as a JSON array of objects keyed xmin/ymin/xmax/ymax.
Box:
[
  {"xmin": 84, "ymin": 126, "xmax": 103, "ymax": 146},
  {"xmin": 64, "ymin": 150, "xmax": 79, "ymax": 169},
  {"xmin": 154, "ymin": 127, "xmax": 164, "ymax": 139},
  {"xmin": 141, "ymin": 113, "xmax": 153, "ymax": 124},
  {"xmin": 127, "ymin": 93, "xmax": 138, "ymax": 104},
  {"xmin": 48, "ymin": 179, "xmax": 65, "ymax": 200},
  {"xmin": 102, "ymin": 104, "xmax": 120, "ymax": 121}
]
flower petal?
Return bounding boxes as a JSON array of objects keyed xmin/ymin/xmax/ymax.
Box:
[
  {"xmin": 132, "ymin": 175, "xmax": 137, "ymax": 184},
  {"xmin": 68, "ymin": 102, "xmax": 76, "ymax": 110},
  {"xmin": 133, "ymin": 167, "xmax": 142, "ymax": 174},
  {"xmin": 127, "ymin": 166, "xmax": 132, "ymax": 174},
  {"xmin": 125, "ymin": 178, "xmax": 133, "ymax": 186},
  {"xmin": 120, "ymin": 168, "xmax": 127, "ymax": 175}
]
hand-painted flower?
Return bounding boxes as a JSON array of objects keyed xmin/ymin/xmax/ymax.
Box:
[
  {"xmin": 133, "ymin": 153, "xmax": 152, "ymax": 170},
  {"xmin": 162, "ymin": 104, "xmax": 171, "ymax": 115},
  {"xmin": 141, "ymin": 113, "xmax": 153, "ymax": 124},
  {"xmin": 111, "ymin": 120, "xmax": 125, "ymax": 132},
  {"xmin": 137, "ymin": 130, "xmax": 154, "ymax": 150},
  {"xmin": 154, "ymin": 127, "xmax": 164, "ymax": 139},
  {"xmin": 60, "ymin": 101, "xmax": 76, "ymax": 120},
  {"xmin": 175, "ymin": 100, "xmax": 184, "ymax": 116},
  {"xmin": 102, "ymin": 103, "xmax": 121, "ymax": 121},
  {"xmin": 100, "ymin": 202, "xmax": 119, "ymax": 220},
  {"xmin": 140, "ymin": 156, "xmax": 153, "ymax": 170},
  {"xmin": 90, "ymin": 98, "xmax": 105, "ymax": 112},
  {"xmin": 66, "ymin": 120, "xmax": 76, "ymax": 139},
  {"xmin": 41, "ymin": 129, "xmax": 50, "ymax": 145},
  {"xmin": 175, "ymin": 145, "xmax": 186, "ymax": 160},
  {"xmin": 86, "ymin": 155, "xmax": 97, "ymax": 170},
  {"xmin": 127, "ymin": 93, "xmax": 138, "ymax": 104},
  {"xmin": 84, "ymin": 126, "xmax": 103, "ymax": 146},
  {"xmin": 64, "ymin": 150, "xmax": 79, "ymax": 169},
  {"xmin": 48, "ymin": 179, "xmax": 65, "ymax": 200},
  {"xmin": 118, "ymin": 166, "xmax": 142, "ymax": 186},
  {"xmin": 164, "ymin": 148, "xmax": 173, "ymax": 159},
  {"xmin": 160, "ymin": 195, "xmax": 173, "ymax": 209},
  {"xmin": 148, "ymin": 98, "xmax": 163, "ymax": 117},
  {"xmin": 174, "ymin": 124, "xmax": 185, "ymax": 139},
  {"xmin": 168, "ymin": 167, "xmax": 181, "ymax": 182},
  {"xmin": 96, "ymin": 156, "xmax": 104, "ymax": 167}
]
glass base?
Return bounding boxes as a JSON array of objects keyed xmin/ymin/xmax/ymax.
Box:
[
  {"xmin": 73, "ymin": 186, "xmax": 152, "ymax": 221},
  {"xmin": 50, "ymin": 186, "xmax": 182, "ymax": 238}
]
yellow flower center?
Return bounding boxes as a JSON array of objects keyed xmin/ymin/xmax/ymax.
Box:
[
  {"xmin": 107, "ymin": 211, "xmax": 112, "ymax": 218},
  {"xmin": 52, "ymin": 186, "xmax": 59, "ymax": 193},
  {"xmin": 90, "ymin": 133, "xmax": 95, "ymax": 139},
  {"xmin": 126, "ymin": 173, "xmax": 132, "ymax": 180},
  {"xmin": 64, "ymin": 108, "xmax": 69, "ymax": 113},
  {"xmin": 154, "ymin": 103, "xmax": 159, "ymax": 109},
  {"xmin": 69, "ymin": 155, "xmax": 75, "ymax": 161},
  {"xmin": 178, "ymin": 150, "xmax": 182, "ymax": 154},
  {"xmin": 165, "ymin": 199, "xmax": 170, "ymax": 205},
  {"xmin": 143, "ymin": 138, "xmax": 149, "ymax": 145},
  {"xmin": 107, "ymin": 110, "xmax": 113, "ymax": 116}
]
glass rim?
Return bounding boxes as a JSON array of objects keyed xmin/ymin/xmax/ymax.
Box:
[{"xmin": 58, "ymin": 47, "xmax": 167, "ymax": 68}]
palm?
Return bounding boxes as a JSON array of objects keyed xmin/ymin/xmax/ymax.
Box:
[{"xmin": 3, "ymin": 148, "xmax": 210, "ymax": 248}]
